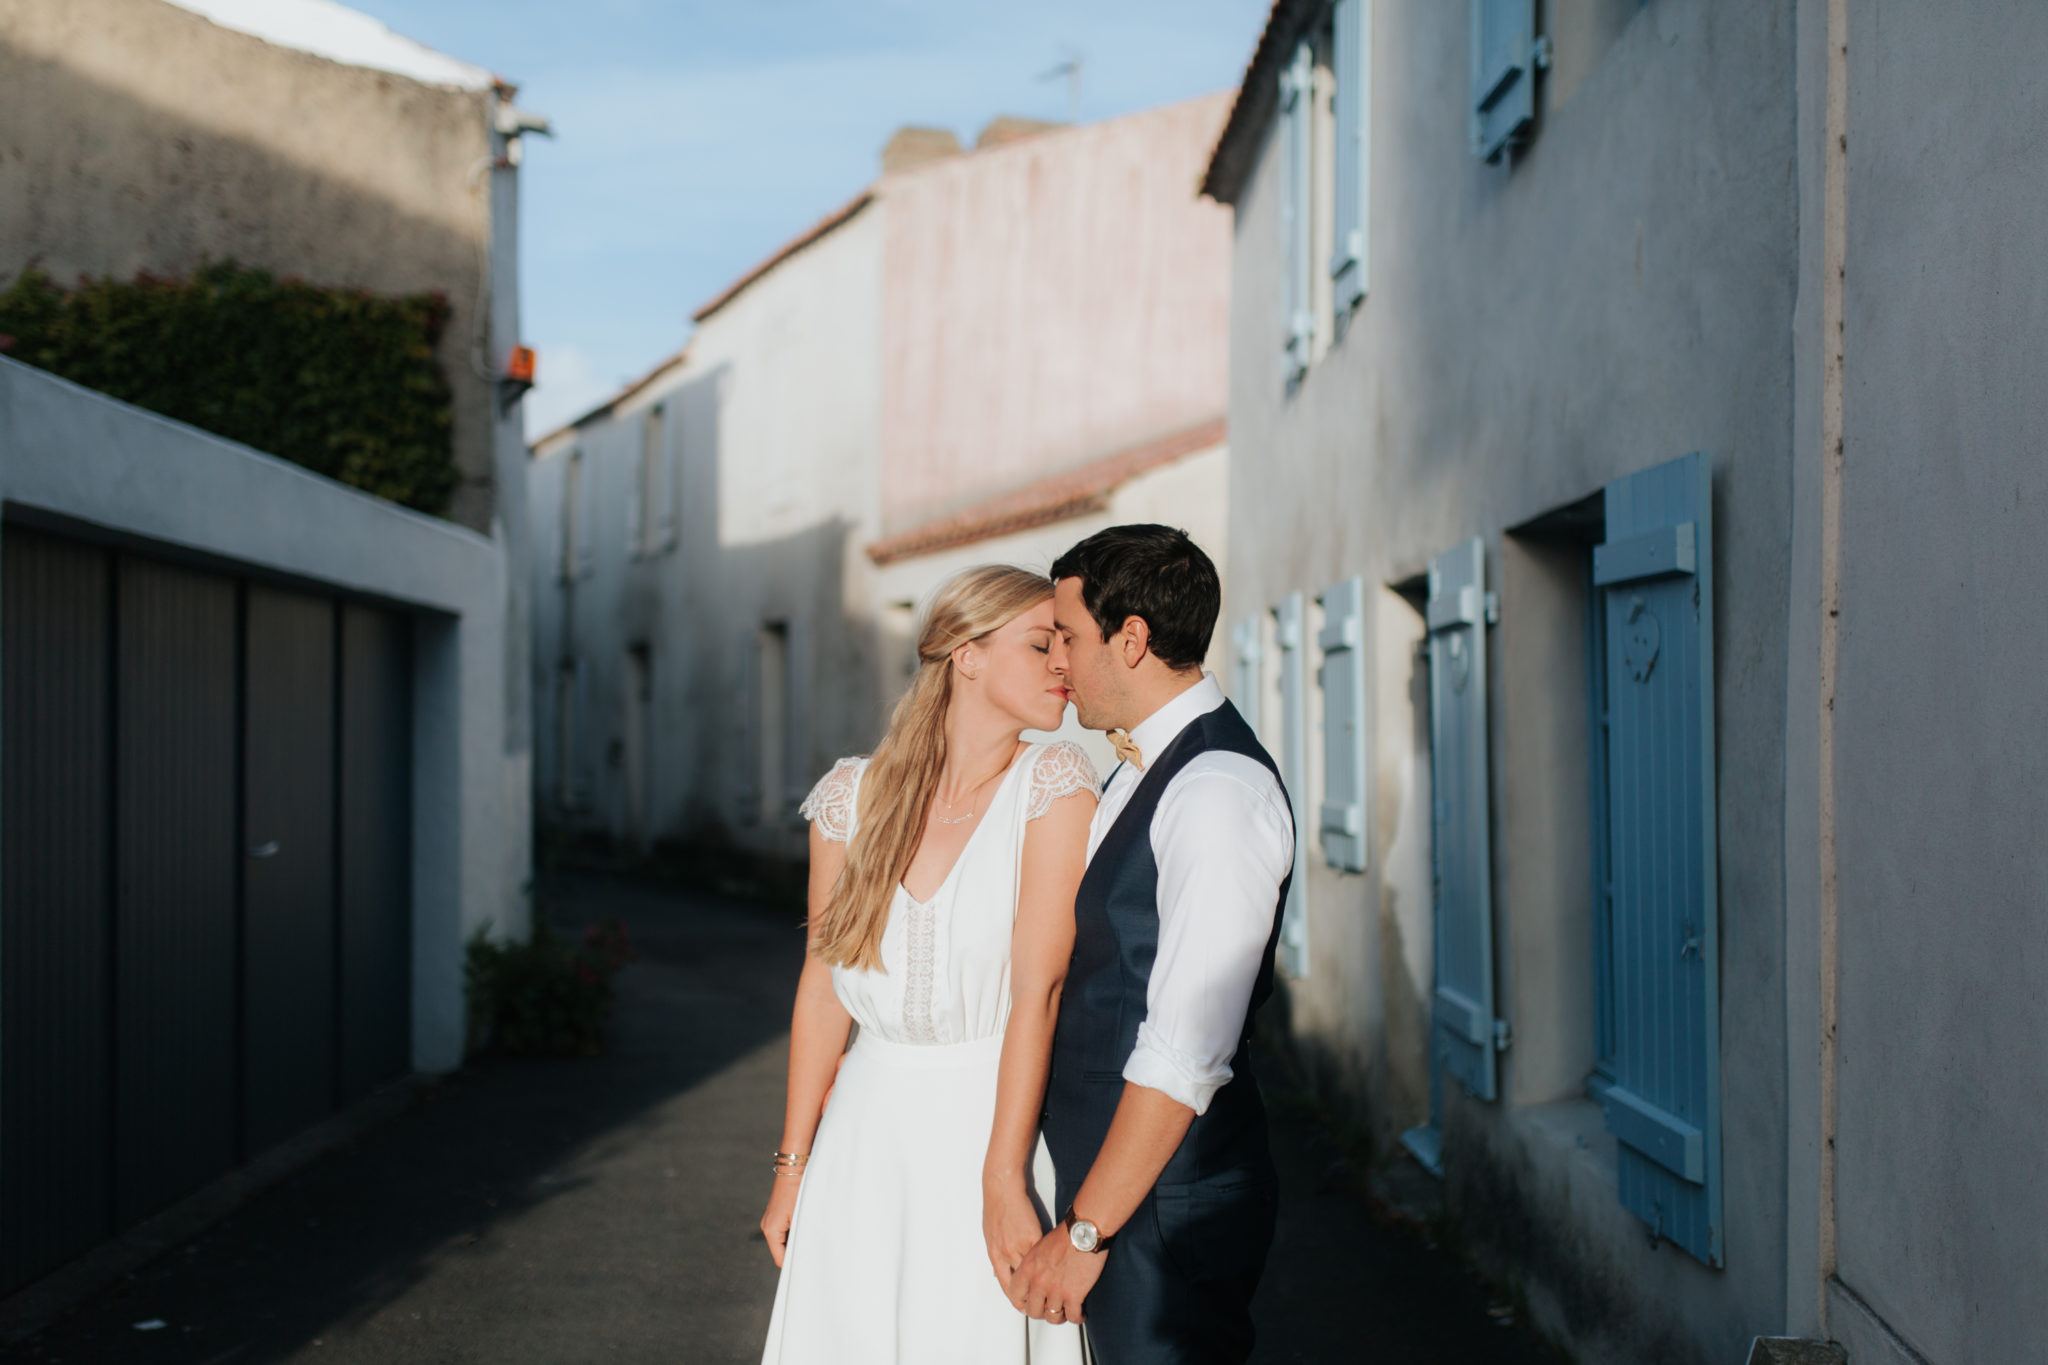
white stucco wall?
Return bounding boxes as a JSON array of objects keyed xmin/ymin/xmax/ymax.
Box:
[
  {"xmin": 0, "ymin": 356, "xmax": 515, "ymax": 1073},
  {"xmin": 529, "ymin": 201, "xmax": 886, "ymax": 857},
  {"xmin": 531, "ymin": 100, "xmax": 1236, "ymax": 860}
]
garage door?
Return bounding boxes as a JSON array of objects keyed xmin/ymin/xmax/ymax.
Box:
[{"xmin": 1, "ymin": 526, "xmax": 414, "ymax": 1294}]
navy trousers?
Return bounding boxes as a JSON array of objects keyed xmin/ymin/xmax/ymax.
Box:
[{"xmin": 1076, "ymin": 1168, "xmax": 1279, "ymax": 1365}]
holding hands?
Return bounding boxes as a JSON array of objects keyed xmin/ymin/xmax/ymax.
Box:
[
  {"xmin": 982, "ymin": 1173, "xmax": 1104, "ymax": 1326},
  {"xmin": 1007, "ymin": 1218, "xmax": 1106, "ymax": 1326},
  {"xmin": 981, "ymin": 1174, "xmax": 1043, "ymax": 1296}
]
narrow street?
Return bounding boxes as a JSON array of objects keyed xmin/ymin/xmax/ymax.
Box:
[{"xmin": 8, "ymin": 872, "xmax": 1559, "ymax": 1364}]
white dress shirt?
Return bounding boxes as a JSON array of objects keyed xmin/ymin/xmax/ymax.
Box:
[{"xmin": 1087, "ymin": 674, "xmax": 1296, "ymax": 1115}]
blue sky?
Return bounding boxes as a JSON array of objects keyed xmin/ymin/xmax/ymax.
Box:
[{"xmin": 345, "ymin": 1, "xmax": 1268, "ymax": 438}]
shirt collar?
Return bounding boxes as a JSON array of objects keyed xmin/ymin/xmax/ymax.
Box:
[{"xmin": 1125, "ymin": 672, "xmax": 1226, "ymax": 771}]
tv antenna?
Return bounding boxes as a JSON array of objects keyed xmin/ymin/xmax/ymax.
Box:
[{"xmin": 1037, "ymin": 47, "xmax": 1084, "ymax": 124}]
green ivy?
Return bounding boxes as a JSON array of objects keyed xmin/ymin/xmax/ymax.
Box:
[{"xmin": 0, "ymin": 261, "xmax": 460, "ymax": 516}]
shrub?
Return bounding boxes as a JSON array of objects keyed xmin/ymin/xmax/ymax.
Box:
[
  {"xmin": 465, "ymin": 917, "xmax": 638, "ymax": 1058},
  {"xmin": 0, "ymin": 261, "xmax": 459, "ymax": 516}
]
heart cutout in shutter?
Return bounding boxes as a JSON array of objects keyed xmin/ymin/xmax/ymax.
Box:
[
  {"xmin": 1447, "ymin": 631, "xmax": 1471, "ymax": 693},
  {"xmin": 1623, "ymin": 597, "xmax": 1662, "ymax": 683}
]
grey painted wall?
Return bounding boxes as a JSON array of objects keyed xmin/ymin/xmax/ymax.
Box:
[
  {"xmin": 1220, "ymin": 1, "xmax": 1794, "ymax": 1360},
  {"xmin": 1223, "ymin": 1, "xmax": 2048, "ymax": 1361},
  {"xmin": 1817, "ymin": 3, "xmax": 2048, "ymax": 1361},
  {"xmin": 1, "ymin": 356, "xmax": 517, "ymax": 1073}
]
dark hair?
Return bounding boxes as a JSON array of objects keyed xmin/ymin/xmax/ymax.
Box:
[{"xmin": 1049, "ymin": 524, "xmax": 1220, "ymax": 672}]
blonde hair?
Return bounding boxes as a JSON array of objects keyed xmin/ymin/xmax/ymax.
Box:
[{"xmin": 810, "ymin": 564, "xmax": 1053, "ymax": 970}]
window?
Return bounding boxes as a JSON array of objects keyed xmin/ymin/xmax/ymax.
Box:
[
  {"xmin": 1316, "ymin": 576, "xmax": 1368, "ymax": 872},
  {"xmin": 1588, "ymin": 452, "xmax": 1722, "ymax": 1267},
  {"xmin": 1279, "ymin": 41, "xmax": 1316, "ymax": 384},
  {"xmin": 559, "ymin": 448, "xmax": 583, "ymax": 582},
  {"xmin": 1273, "ymin": 593, "xmax": 1310, "ymax": 977},
  {"xmin": 557, "ymin": 658, "xmax": 586, "ymax": 810},
  {"xmin": 635, "ymin": 403, "xmax": 676, "ymax": 557},
  {"xmin": 1282, "ymin": 3, "xmax": 1371, "ymax": 378},
  {"xmin": 1330, "ymin": 0, "xmax": 1372, "ymax": 316},
  {"xmin": 1230, "ymin": 616, "xmax": 1264, "ymax": 733},
  {"xmin": 622, "ymin": 644, "xmax": 653, "ymax": 848},
  {"xmin": 1423, "ymin": 538, "xmax": 1502, "ymax": 1102},
  {"xmin": 1587, "ymin": 548, "xmax": 1616, "ymax": 1091},
  {"xmin": 1470, "ymin": 0, "xmax": 1541, "ymax": 163},
  {"xmin": 560, "ymin": 446, "xmax": 599, "ymax": 581}
]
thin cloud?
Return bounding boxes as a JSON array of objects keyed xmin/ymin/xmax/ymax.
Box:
[{"xmin": 346, "ymin": 0, "xmax": 1269, "ymax": 442}]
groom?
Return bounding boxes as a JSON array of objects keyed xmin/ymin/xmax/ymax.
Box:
[{"xmin": 1013, "ymin": 524, "xmax": 1295, "ymax": 1364}]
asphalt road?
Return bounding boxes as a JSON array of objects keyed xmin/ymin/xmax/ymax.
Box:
[{"xmin": 7, "ymin": 871, "xmax": 1560, "ymax": 1364}]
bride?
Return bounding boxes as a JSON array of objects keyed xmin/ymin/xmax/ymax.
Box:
[{"xmin": 759, "ymin": 565, "xmax": 1098, "ymax": 1364}]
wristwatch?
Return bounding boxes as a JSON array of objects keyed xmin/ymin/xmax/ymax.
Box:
[{"xmin": 1060, "ymin": 1203, "xmax": 1115, "ymax": 1254}]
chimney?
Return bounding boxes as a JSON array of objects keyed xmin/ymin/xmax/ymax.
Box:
[
  {"xmin": 974, "ymin": 116, "xmax": 1064, "ymax": 150},
  {"xmin": 881, "ymin": 126, "xmax": 963, "ymax": 175}
]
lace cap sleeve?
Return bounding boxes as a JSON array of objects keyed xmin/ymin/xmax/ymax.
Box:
[
  {"xmin": 800, "ymin": 757, "xmax": 866, "ymax": 843},
  {"xmin": 1026, "ymin": 741, "xmax": 1101, "ymax": 821}
]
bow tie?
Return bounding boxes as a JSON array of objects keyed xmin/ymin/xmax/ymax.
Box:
[{"xmin": 1108, "ymin": 729, "xmax": 1144, "ymax": 770}]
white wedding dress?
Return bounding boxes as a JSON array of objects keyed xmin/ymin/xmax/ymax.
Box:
[{"xmin": 761, "ymin": 741, "xmax": 1097, "ymax": 1365}]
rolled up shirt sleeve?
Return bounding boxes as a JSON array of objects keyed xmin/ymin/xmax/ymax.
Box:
[{"xmin": 1121, "ymin": 755, "xmax": 1297, "ymax": 1114}]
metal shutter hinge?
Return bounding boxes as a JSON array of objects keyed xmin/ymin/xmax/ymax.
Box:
[
  {"xmin": 1532, "ymin": 35, "xmax": 1554, "ymax": 70},
  {"xmin": 1493, "ymin": 1019, "xmax": 1513, "ymax": 1052},
  {"xmin": 1484, "ymin": 591, "xmax": 1500, "ymax": 625}
]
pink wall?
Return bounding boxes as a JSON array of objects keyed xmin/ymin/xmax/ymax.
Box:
[{"xmin": 879, "ymin": 93, "xmax": 1234, "ymax": 532}]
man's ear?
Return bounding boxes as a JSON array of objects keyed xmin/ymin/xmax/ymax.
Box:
[{"xmin": 1117, "ymin": 616, "xmax": 1152, "ymax": 670}]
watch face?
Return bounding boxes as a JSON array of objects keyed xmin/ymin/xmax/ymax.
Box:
[{"xmin": 1069, "ymin": 1219, "xmax": 1100, "ymax": 1253}]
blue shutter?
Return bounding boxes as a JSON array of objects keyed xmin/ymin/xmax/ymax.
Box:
[
  {"xmin": 1231, "ymin": 616, "xmax": 1263, "ymax": 734},
  {"xmin": 1330, "ymin": 0, "xmax": 1371, "ymax": 313},
  {"xmin": 1317, "ymin": 577, "xmax": 1367, "ymax": 872},
  {"xmin": 1280, "ymin": 43, "xmax": 1315, "ymax": 381},
  {"xmin": 1274, "ymin": 592, "xmax": 1309, "ymax": 977},
  {"xmin": 1426, "ymin": 538, "xmax": 1501, "ymax": 1100},
  {"xmin": 1470, "ymin": 0, "xmax": 1536, "ymax": 163},
  {"xmin": 1593, "ymin": 451, "xmax": 1721, "ymax": 1267}
]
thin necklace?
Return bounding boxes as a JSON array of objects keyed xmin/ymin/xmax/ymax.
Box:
[{"xmin": 931, "ymin": 756, "xmax": 1011, "ymax": 826}]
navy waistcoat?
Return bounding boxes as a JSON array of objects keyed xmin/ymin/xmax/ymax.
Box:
[{"xmin": 1044, "ymin": 699, "xmax": 1292, "ymax": 1192}]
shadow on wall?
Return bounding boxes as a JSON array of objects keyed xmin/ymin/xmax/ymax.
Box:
[
  {"xmin": 537, "ymin": 362, "xmax": 888, "ymax": 873},
  {"xmin": 0, "ymin": 45, "xmax": 500, "ymax": 532},
  {"xmin": 1258, "ymin": 580, "xmax": 1438, "ymax": 1162}
]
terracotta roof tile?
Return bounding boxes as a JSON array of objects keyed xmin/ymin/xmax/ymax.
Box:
[{"xmin": 1201, "ymin": 0, "xmax": 1318, "ymax": 205}]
